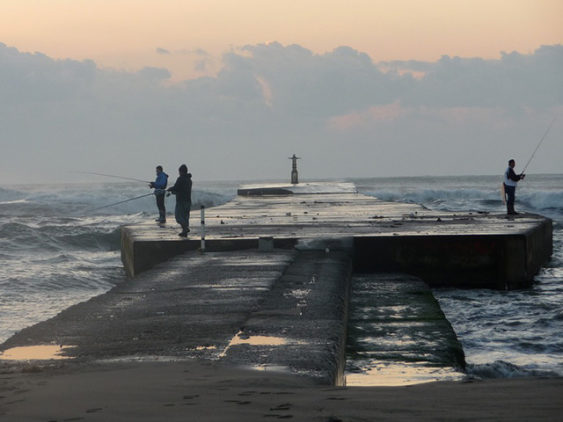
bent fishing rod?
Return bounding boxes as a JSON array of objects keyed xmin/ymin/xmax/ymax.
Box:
[
  {"xmin": 74, "ymin": 171, "xmax": 151, "ymax": 184},
  {"xmin": 521, "ymin": 117, "xmax": 557, "ymax": 175}
]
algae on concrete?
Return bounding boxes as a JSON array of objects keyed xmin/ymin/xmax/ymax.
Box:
[{"xmin": 346, "ymin": 273, "xmax": 466, "ymax": 383}]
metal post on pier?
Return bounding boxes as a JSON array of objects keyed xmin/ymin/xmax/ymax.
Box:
[{"xmin": 200, "ymin": 205, "xmax": 206, "ymax": 252}]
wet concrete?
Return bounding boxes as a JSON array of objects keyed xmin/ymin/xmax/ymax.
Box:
[
  {"xmin": 346, "ymin": 273, "xmax": 465, "ymax": 386},
  {"xmin": 221, "ymin": 249, "xmax": 353, "ymax": 385},
  {"xmin": 1, "ymin": 251, "xmax": 295, "ymax": 362},
  {"xmin": 123, "ymin": 184, "xmax": 552, "ymax": 289},
  {"xmin": 0, "ymin": 249, "xmax": 354, "ymax": 384}
]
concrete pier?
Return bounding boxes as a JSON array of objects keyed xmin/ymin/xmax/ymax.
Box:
[
  {"xmin": 0, "ymin": 182, "xmax": 553, "ymax": 387},
  {"xmin": 122, "ymin": 182, "xmax": 552, "ymax": 289}
]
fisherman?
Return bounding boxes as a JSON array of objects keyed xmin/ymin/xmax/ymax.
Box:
[
  {"xmin": 167, "ymin": 164, "xmax": 192, "ymax": 237},
  {"xmin": 149, "ymin": 165, "xmax": 168, "ymax": 223},
  {"xmin": 503, "ymin": 159, "xmax": 525, "ymax": 215}
]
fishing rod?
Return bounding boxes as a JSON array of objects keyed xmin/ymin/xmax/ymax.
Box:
[
  {"xmin": 88, "ymin": 192, "xmax": 154, "ymax": 213},
  {"xmin": 75, "ymin": 171, "xmax": 151, "ymax": 184},
  {"xmin": 521, "ymin": 117, "xmax": 557, "ymax": 175}
]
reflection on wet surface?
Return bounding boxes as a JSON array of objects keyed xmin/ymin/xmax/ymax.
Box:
[
  {"xmin": 346, "ymin": 362, "xmax": 465, "ymax": 386},
  {"xmin": 0, "ymin": 345, "xmax": 73, "ymax": 360},
  {"xmin": 220, "ymin": 330, "xmax": 308, "ymax": 358},
  {"xmin": 346, "ymin": 274, "xmax": 466, "ymax": 386},
  {"xmin": 244, "ymin": 364, "xmax": 291, "ymax": 373},
  {"xmin": 193, "ymin": 345, "xmax": 218, "ymax": 351},
  {"xmin": 221, "ymin": 331, "xmax": 288, "ymax": 355}
]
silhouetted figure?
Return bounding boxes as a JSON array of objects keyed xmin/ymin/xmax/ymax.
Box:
[
  {"xmin": 149, "ymin": 165, "xmax": 168, "ymax": 223},
  {"xmin": 289, "ymin": 154, "xmax": 300, "ymax": 184},
  {"xmin": 504, "ymin": 159, "xmax": 525, "ymax": 215},
  {"xmin": 167, "ymin": 164, "xmax": 192, "ymax": 237}
]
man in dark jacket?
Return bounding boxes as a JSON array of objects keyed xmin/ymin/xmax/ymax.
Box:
[
  {"xmin": 167, "ymin": 164, "xmax": 192, "ymax": 237},
  {"xmin": 149, "ymin": 165, "xmax": 168, "ymax": 223},
  {"xmin": 503, "ymin": 159, "xmax": 525, "ymax": 215}
]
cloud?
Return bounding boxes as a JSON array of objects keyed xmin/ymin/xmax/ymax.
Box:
[
  {"xmin": 0, "ymin": 42, "xmax": 561, "ymax": 183},
  {"xmin": 156, "ymin": 47, "xmax": 170, "ymax": 55},
  {"xmin": 137, "ymin": 66, "xmax": 171, "ymax": 81},
  {"xmin": 328, "ymin": 103, "xmax": 404, "ymax": 130}
]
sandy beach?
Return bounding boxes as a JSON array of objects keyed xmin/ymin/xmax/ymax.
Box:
[{"xmin": 1, "ymin": 360, "xmax": 561, "ymax": 421}]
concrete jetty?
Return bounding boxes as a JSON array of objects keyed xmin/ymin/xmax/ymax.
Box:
[
  {"xmin": 122, "ymin": 182, "xmax": 552, "ymax": 289},
  {"xmin": 0, "ymin": 181, "xmax": 552, "ymax": 387}
]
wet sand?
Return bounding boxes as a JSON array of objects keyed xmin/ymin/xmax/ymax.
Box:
[{"xmin": 1, "ymin": 360, "xmax": 561, "ymax": 421}]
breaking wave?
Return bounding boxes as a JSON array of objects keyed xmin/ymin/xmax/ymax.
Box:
[
  {"xmin": 361, "ymin": 186, "xmax": 563, "ymax": 215},
  {"xmin": 467, "ymin": 361, "xmax": 560, "ymax": 379}
]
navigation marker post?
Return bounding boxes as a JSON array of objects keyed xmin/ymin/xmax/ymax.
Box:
[{"xmin": 200, "ymin": 206, "xmax": 206, "ymax": 252}]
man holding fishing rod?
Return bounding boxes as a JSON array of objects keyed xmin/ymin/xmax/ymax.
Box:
[
  {"xmin": 504, "ymin": 159, "xmax": 525, "ymax": 215},
  {"xmin": 167, "ymin": 164, "xmax": 192, "ymax": 237},
  {"xmin": 503, "ymin": 117, "xmax": 557, "ymax": 216},
  {"xmin": 149, "ymin": 165, "xmax": 168, "ymax": 223}
]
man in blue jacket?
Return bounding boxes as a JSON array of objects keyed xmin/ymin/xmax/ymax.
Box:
[
  {"xmin": 149, "ymin": 165, "xmax": 168, "ymax": 223},
  {"xmin": 167, "ymin": 164, "xmax": 192, "ymax": 237},
  {"xmin": 503, "ymin": 159, "xmax": 525, "ymax": 215}
]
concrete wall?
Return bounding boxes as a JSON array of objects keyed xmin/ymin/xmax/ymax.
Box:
[
  {"xmin": 121, "ymin": 228, "xmax": 297, "ymax": 277},
  {"xmin": 123, "ymin": 219, "xmax": 552, "ymax": 289},
  {"xmin": 354, "ymin": 218, "xmax": 552, "ymax": 289}
]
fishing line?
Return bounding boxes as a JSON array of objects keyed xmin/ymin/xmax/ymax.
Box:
[
  {"xmin": 73, "ymin": 171, "xmax": 151, "ymax": 184},
  {"xmin": 521, "ymin": 117, "xmax": 557, "ymax": 175},
  {"xmin": 88, "ymin": 192, "xmax": 154, "ymax": 213}
]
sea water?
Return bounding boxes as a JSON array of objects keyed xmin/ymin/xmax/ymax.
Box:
[
  {"xmin": 0, "ymin": 175, "xmax": 561, "ymax": 378},
  {"xmin": 354, "ymin": 174, "xmax": 563, "ymax": 378}
]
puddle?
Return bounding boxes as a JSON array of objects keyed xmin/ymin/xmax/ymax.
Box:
[
  {"xmin": 193, "ymin": 345, "xmax": 218, "ymax": 351},
  {"xmin": 220, "ymin": 332, "xmax": 288, "ymax": 356},
  {"xmin": 244, "ymin": 364, "xmax": 291, "ymax": 373},
  {"xmin": 346, "ymin": 362, "xmax": 465, "ymax": 386},
  {"xmin": 0, "ymin": 345, "xmax": 74, "ymax": 361},
  {"xmin": 285, "ymin": 288, "xmax": 311, "ymax": 299},
  {"xmin": 220, "ymin": 331, "xmax": 307, "ymax": 357}
]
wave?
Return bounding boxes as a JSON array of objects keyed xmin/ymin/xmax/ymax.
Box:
[
  {"xmin": 0, "ymin": 183, "xmax": 236, "ymax": 217},
  {"xmin": 0, "ymin": 187, "xmax": 26, "ymax": 202},
  {"xmin": 518, "ymin": 190, "xmax": 563, "ymax": 212},
  {"xmin": 360, "ymin": 187, "xmax": 563, "ymax": 216},
  {"xmin": 0, "ymin": 221, "xmax": 122, "ymax": 252},
  {"xmin": 467, "ymin": 360, "xmax": 560, "ymax": 379},
  {"xmin": 192, "ymin": 189, "xmax": 236, "ymax": 210}
]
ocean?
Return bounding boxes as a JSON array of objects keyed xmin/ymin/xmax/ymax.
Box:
[{"xmin": 0, "ymin": 175, "xmax": 561, "ymax": 379}]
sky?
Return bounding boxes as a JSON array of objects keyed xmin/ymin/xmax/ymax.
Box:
[{"xmin": 0, "ymin": 0, "xmax": 562, "ymax": 183}]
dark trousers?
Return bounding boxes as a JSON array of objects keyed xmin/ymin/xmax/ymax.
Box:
[
  {"xmin": 155, "ymin": 193, "xmax": 166, "ymax": 221},
  {"xmin": 505, "ymin": 185, "xmax": 516, "ymax": 214},
  {"xmin": 175, "ymin": 200, "xmax": 191, "ymax": 233}
]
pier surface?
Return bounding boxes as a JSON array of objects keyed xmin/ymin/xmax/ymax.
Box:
[{"xmin": 123, "ymin": 182, "xmax": 552, "ymax": 289}]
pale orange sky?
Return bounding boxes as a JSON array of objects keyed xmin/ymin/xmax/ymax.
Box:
[{"xmin": 1, "ymin": 0, "xmax": 562, "ymax": 80}]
